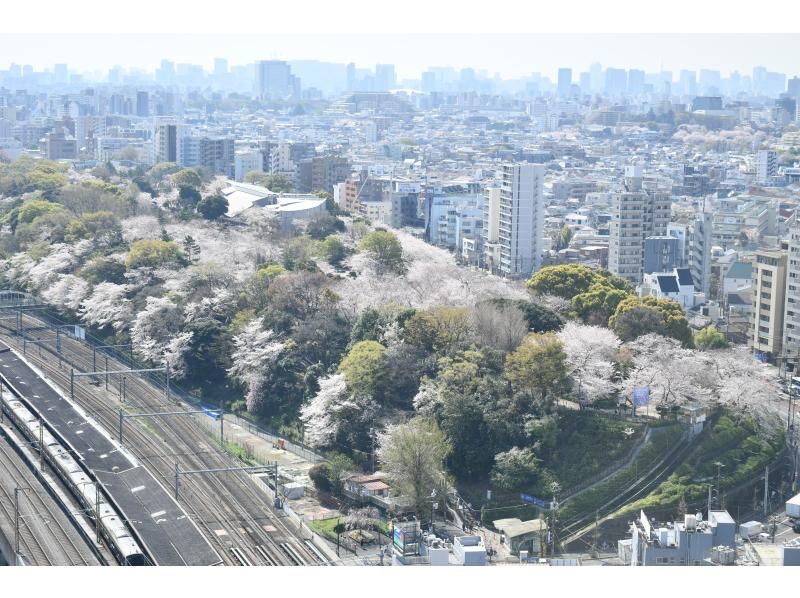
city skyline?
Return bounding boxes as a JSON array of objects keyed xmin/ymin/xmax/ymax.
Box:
[{"xmin": 1, "ymin": 33, "xmax": 799, "ymax": 82}]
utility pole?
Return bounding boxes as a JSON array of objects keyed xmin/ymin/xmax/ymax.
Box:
[
  {"xmin": 714, "ymin": 461, "xmax": 725, "ymax": 509},
  {"xmin": 764, "ymin": 465, "xmax": 769, "ymax": 516}
]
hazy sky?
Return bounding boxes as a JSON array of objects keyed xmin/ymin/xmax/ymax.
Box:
[{"xmin": 1, "ymin": 33, "xmax": 798, "ymax": 81}]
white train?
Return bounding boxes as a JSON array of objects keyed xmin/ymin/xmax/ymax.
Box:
[{"xmin": 1, "ymin": 393, "xmax": 148, "ymax": 565}]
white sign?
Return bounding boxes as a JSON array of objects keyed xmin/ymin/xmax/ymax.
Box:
[{"xmin": 640, "ymin": 510, "xmax": 651, "ymax": 539}]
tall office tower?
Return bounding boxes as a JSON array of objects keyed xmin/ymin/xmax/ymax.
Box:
[
  {"xmin": 214, "ymin": 58, "xmax": 228, "ymax": 77},
  {"xmin": 53, "ymin": 63, "xmax": 68, "ymax": 85},
  {"xmin": 421, "ymin": 70, "xmax": 437, "ymax": 93},
  {"xmin": 757, "ymin": 150, "xmax": 778, "ymax": 183},
  {"xmin": 678, "ymin": 69, "xmax": 697, "ymax": 96},
  {"xmin": 156, "ymin": 59, "xmax": 175, "ymax": 85},
  {"xmin": 255, "ymin": 60, "xmax": 293, "ymax": 100},
  {"xmin": 589, "ymin": 62, "xmax": 603, "ymax": 93},
  {"xmin": 607, "ymin": 166, "xmax": 671, "ymax": 285},
  {"xmin": 753, "ymin": 66, "xmax": 768, "ymax": 94},
  {"xmin": 346, "ymin": 63, "xmax": 356, "ymax": 91},
  {"xmin": 604, "ymin": 68, "xmax": 628, "ymax": 95},
  {"xmin": 627, "ymin": 69, "xmax": 645, "ymax": 95},
  {"xmin": 497, "ymin": 163, "xmax": 545, "ymax": 278},
  {"xmin": 375, "ymin": 64, "xmax": 396, "ymax": 92},
  {"xmin": 699, "ymin": 69, "xmax": 721, "ymax": 94},
  {"xmin": 557, "ymin": 68, "xmax": 572, "ymax": 96},
  {"xmin": 688, "ymin": 211, "xmax": 712, "ymax": 297},
  {"xmin": 136, "ymin": 91, "xmax": 149, "ymax": 117},
  {"xmin": 751, "ymin": 248, "xmax": 787, "ymax": 360},
  {"xmin": 788, "ymin": 77, "xmax": 800, "ymax": 98}
]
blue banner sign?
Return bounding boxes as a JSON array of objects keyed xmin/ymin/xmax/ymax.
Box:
[
  {"xmin": 633, "ymin": 387, "xmax": 650, "ymax": 407},
  {"xmin": 520, "ymin": 493, "xmax": 548, "ymax": 508}
]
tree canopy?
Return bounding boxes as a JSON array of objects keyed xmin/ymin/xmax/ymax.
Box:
[{"xmin": 358, "ymin": 230, "xmax": 405, "ymax": 275}]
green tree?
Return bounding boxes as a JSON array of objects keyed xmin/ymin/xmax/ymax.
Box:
[
  {"xmin": 125, "ymin": 239, "xmax": 186, "ymax": 269},
  {"xmin": 527, "ymin": 264, "xmax": 603, "ymax": 299},
  {"xmin": 609, "ymin": 295, "xmax": 693, "ymax": 347},
  {"xmin": 338, "ymin": 340, "xmax": 388, "ymax": 400},
  {"xmin": 440, "ymin": 389, "xmax": 494, "ymax": 480},
  {"xmin": 265, "ymin": 173, "xmax": 294, "ymax": 193},
  {"xmin": 320, "ymin": 235, "xmax": 346, "ymax": 265},
  {"xmin": 197, "ymin": 194, "xmax": 229, "ymax": 220},
  {"xmin": 182, "ymin": 235, "xmax": 201, "ymax": 263},
  {"xmin": 243, "ymin": 170, "xmax": 271, "ymax": 186},
  {"xmin": 376, "ymin": 417, "xmax": 450, "ymax": 514},
  {"xmin": 491, "ymin": 446, "xmax": 540, "ymax": 491},
  {"xmin": 505, "ymin": 333, "xmax": 568, "ymax": 413},
  {"xmin": 358, "ymin": 230, "xmax": 405, "ymax": 274},
  {"xmin": 171, "ymin": 169, "xmax": 202, "ymax": 190},
  {"xmin": 306, "ymin": 213, "xmax": 344, "ymax": 240},
  {"xmin": 694, "ymin": 325, "xmax": 729, "ymax": 351},
  {"xmin": 17, "ymin": 199, "xmax": 65, "ymax": 225},
  {"xmin": 403, "ymin": 307, "xmax": 473, "ymax": 354},
  {"xmin": 178, "ymin": 185, "xmax": 202, "ymax": 209},
  {"xmin": 572, "ymin": 282, "xmax": 633, "ymax": 324},
  {"xmin": 80, "ymin": 258, "xmax": 127, "ymax": 285}
]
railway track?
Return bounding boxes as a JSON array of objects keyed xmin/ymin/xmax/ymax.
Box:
[
  {"xmin": 558, "ymin": 430, "xmax": 694, "ymax": 547},
  {"xmin": 0, "ymin": 433, "xmax": 98, "ymax": 565},
  {"xmin": 2, "ymin": 315, "xmax": 324, "ymax": 566}
]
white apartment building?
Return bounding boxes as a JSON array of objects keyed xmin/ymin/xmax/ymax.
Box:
[
  {"xmin": 756, "ymin": 149, "xmax": 777, "ymax": 183},
  {"xmin": 783, "ymin": 223, "xmax": 800, "ymax": 363},
  {"xmin": 234, "ymin": 150, "xmax": 263, "ymax": 182},
  {"xmin": 751, "ymin": 248, "xmax": 787, "ymax": 360},
  {"xmin": 497, "ymin": 163, "xmax": 545, "ymax": 278},
  {"xmin": 482, "ymin": 187, "xmax": 502, "ymax": 274},
  {"xmin": 608, "ymin": 172, "xmax": 671, "ymax": 285}
]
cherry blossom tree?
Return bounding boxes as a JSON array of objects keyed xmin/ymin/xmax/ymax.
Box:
[
  {"xmin": 227, "ymin": 317, "xmax": 286, "ymax": 412},
  {"xmin": 78, "ymin": 282, "xmax": 133, "ymax": 332},
  {"xmin": 558, "ymin": 322, "xmax": 621, "ymax": 404}
]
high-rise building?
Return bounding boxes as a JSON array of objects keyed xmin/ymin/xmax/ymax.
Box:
[
  {"xmin": 136, "ymin": 91, "xmax": 149, "ymax": 117},
  {"xmin": 296, "ymin": 154, "xmax": 352, "ymax": 193},
  {"xmin": 751, "ymin": 248, "xmax": 787, "ymax": 360},
  {"xmin": 53, "ymin": 63, "xmax": 68, "ymax": 85},
  {"xmin": 608, "ymin": 167, "xmax": 671, "ymax": 284},
  {"xmin": 346, "ymin": 63, "xmax": 356, "ymax": 91},
  {"xmin": 757, "ymin": 149, "xmax": 778, "ymax": 183},
  {"xmin": 688, "ymin": 211, "xmax": 712, "ymax": 297},
  {"xmin": 181, "ymin": 136, "xmax": 235, "ymax": 176},
  {"xmin": 783, "ymin": 223, "xmax": 800, "ymax": 363},
  {"xmin": 604, "ymin": 68, "xmax": 627, "ymax": 95},
  {"xmin": 557, "ymin": 68, "xmax": 572, "ymax": 97},
  {"xmin": 375, "ymin": 64, "xmax": 396, "ymax": 92},
  {"xmin": 497, "ymin": 163, "xmax": 545, "ymax": 278},
  {"xmin": 788, "ymin": 77, "xmax": 800, "ymax": 98},
  {"xmin": 153, "ymin": 122, "xmax": 185, "ymax": 164},
  {"xmin": 256, "ymin": 60, "xmax": 295, "ymax": 100},
  {"xmin": 627, "ymin": 69, "xmax": 645, "ymax": 95},
  {"xmin": 214, "ymin": 58, "xmax": 228, "ymax": 77}
]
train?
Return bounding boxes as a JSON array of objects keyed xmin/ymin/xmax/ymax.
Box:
[{"xmin": 0, "ymin": 377, "xmax": 148, "ymax": 566}]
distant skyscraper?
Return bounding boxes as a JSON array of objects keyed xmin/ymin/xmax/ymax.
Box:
[
  {"xmin": 53, "ymin": 63, "xmax": 68, "ymax": 85},
  {"xmin": 136, "ymin": 91, "xmax": 149, "ymax": 117},
  {"xmin": 498, "ymin": 163, "xmax": 545, "ymax": 278},
  {"xmin": 375, "ymin": 64, "xmax": 396, "ymax": 92},
  {"xmin": 256, "ymin": 60, "xmax": 294, "ymax": 100},
  {"xmin": 753, "ymin": 66, "xmax": 768, "ymax": 94},
  {"xmin": 699, "ymin": 69, "xmax": 721, "ymax": 94},
  {"xmin": 214, "ymin": 58, "xmax": 228, "ymax": 76},
  {"xmin": 589, "ymin": 62, "xmax": 603, "ymax": 93},
  {"xmin": 679, "ymin": 70, "xmax": 697, "ymax": 96},
  {"xmin": 604, "ymin": 68, "xmax": 627, "ymax": 95},
  {"xmin": 628, "ymin": 69, "xmax": 645, "ymax": 95},
  {"xmin": 557, "ymin": 68, "xmax": 572, "ymax": 96},
  {"xmin": 346, "ymin": 63, "xmax": 356, "ymax": 91},
  {"xmin": 788, "ymin": 77, "xmax": 800, "ymax": 98}
]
